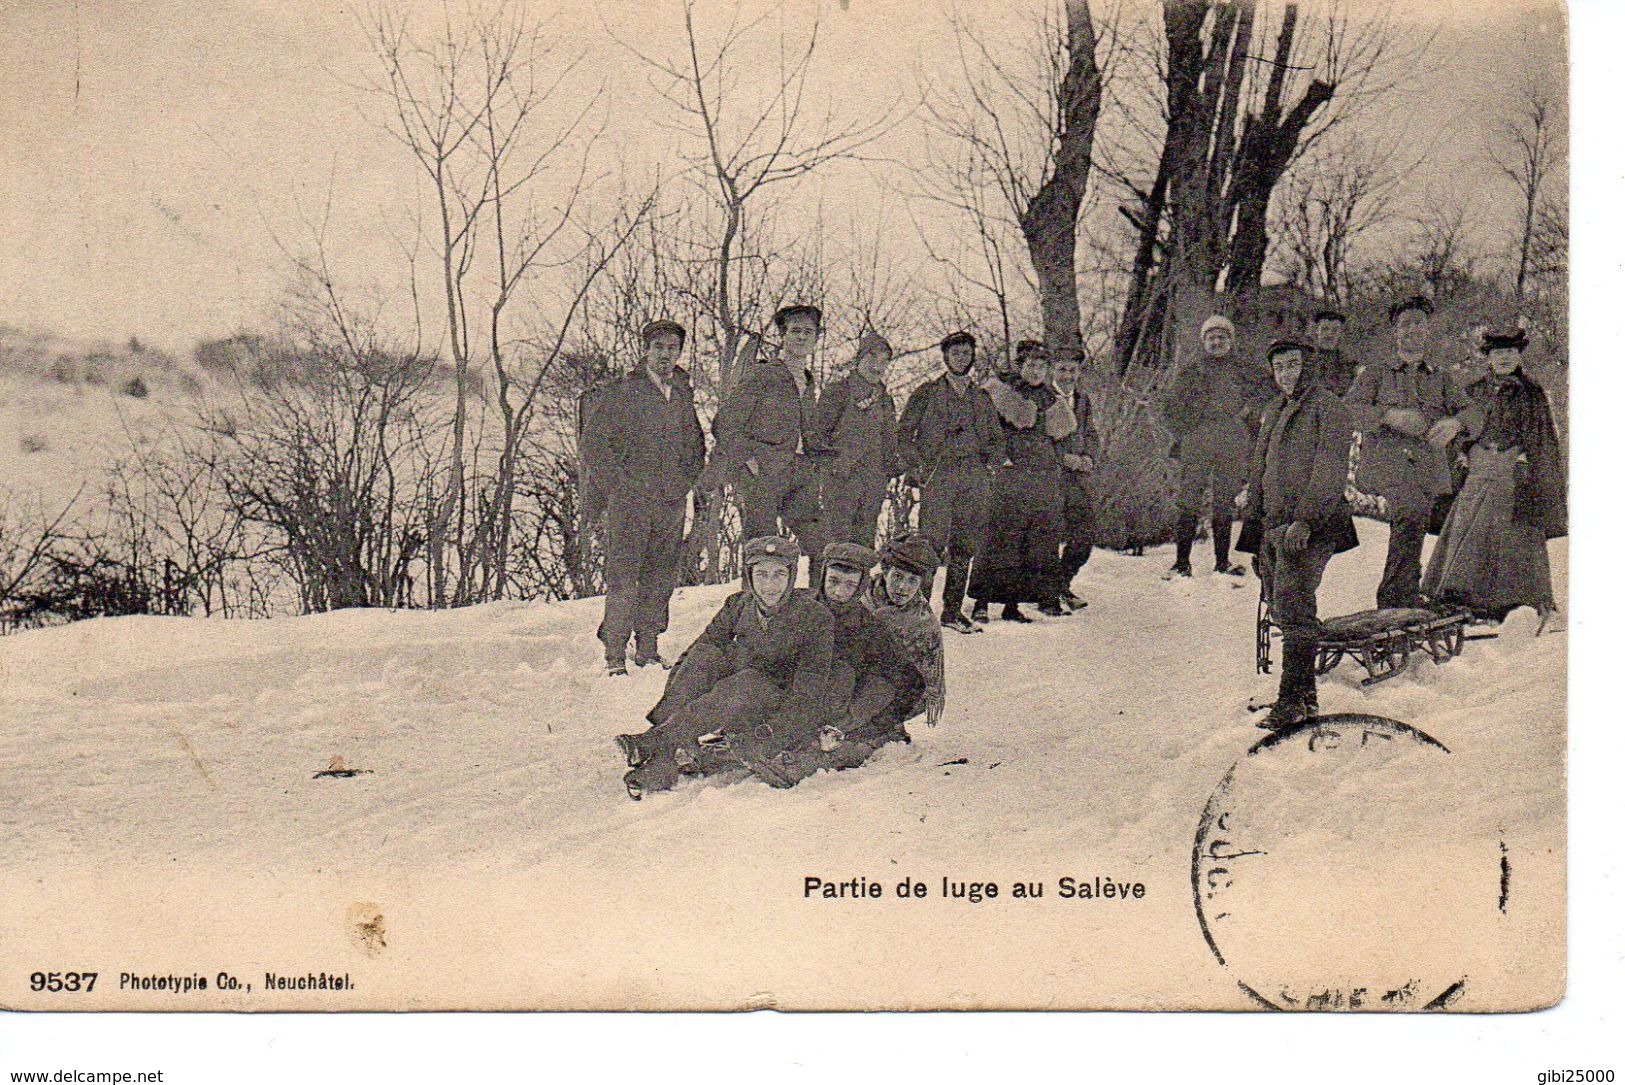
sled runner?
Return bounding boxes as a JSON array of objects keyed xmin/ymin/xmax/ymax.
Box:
[{"xmin": 1256, "ymin": 602, "xmax": 1475, "ymax": 687}]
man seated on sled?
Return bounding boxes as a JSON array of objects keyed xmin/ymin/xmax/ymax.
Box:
[
  {"xmin": 725, "ymin": 541, "xmax": 930, "ymax": 789},
  {"xmin": 1237, "ymin": 340, "xmax": 1358, "ymax": 731},
  {"xmin": 615, "ymin": 535, "xmax": 833, "ymax": 800},
  {"xmin": 861, "ymin": 533, "xmax": 947, "ymax": 729}
]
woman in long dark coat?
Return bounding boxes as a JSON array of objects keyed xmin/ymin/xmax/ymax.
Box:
[
  {"xmin": 968, "ymin": 340, "xmax": 1076, "ymax": 622},
  {"xmin": 1421, "ymin": 329, "xmax": 1566, "ymax": 622}
]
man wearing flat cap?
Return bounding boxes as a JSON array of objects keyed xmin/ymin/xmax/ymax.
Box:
[
  {"xmin": 1161, "ymin": 313, "xmax": 1275, "ymax": 578},
  {"xmin": 582, "ymin": 319, "xmax": 708, "ymax": 674},
  {"xmin": 897, "ymin": 331, "xmax": 1005, "ymax": 634},
  {"xmin": 1345, "ymin": 294, "xmax": 1483, "ymax": 609},
  {"xmin": 710, "ymin": 304, "xmax": 828, "ymax": 584},
  {"xmin": 1238, "ymin": 339, "xmax": 1358, "ymax": 729},
  {"xmin": 1311, "ymin": 308, "xmax": 1359, "ymax": 397},
  {"xmin": 811, "ymin": 330, "xmax": 903, "ymax": 559}
]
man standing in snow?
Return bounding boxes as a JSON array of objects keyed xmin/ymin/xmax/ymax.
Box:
[
  {"xmin": 615, "ymin": 536, "xmax": 833, "ymax": 800},
  {"xmin": 812, "ymin": 331, "xmax": 901, "ymax": 551},
  {"xmin": 1311, "ymin": 308, "xmax": 1358, "ymax": 397},
  {"xmin": 897, "ymin": 331, "xmax": 1004, "ymax": 634},
  {"xmin": 969, "ymin": 340, "xmax": 1075, "ymax": 622},
  {"xmin": 1238, "ymin": 340, "xmax": 1358, "ymax": 729},
  {"xmin": 583, "ymin": 319, "xmax": 707, "ymax": 676},
  {"xmin": 1161, "ymin": 314, "xmax": 1273, "ymax": 579},
  {"xmin": 1344, "ymin": 295, "xmax": 1480, "ymax": 609},
  {"xmin": 710, "ymin": 304, "xmax": 828, "ymax": 585},
  {"xmin": 1050, "ymin": 350, "xmax": 1099, "ymax": 612}
]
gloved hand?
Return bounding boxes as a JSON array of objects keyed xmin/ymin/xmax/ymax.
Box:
[
  {"xmin": 1426, "ymin": 416, "xmax": 1463, "ymax": 449},
  {"xmin": 1284, "ymin": 521, "xmax": 1312, "ymax": 553}
]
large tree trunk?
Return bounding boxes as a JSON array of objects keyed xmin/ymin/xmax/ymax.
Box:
[
  {"xmin": 1227, "ymin": 5, "xmax": 1334, "ymax": 291},
  {"xmin": 1016, "ymin": 0, "xmax": 1102, "ymax": 365}
]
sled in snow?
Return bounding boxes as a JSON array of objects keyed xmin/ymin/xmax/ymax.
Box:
[{"xmin": 1256, "ymin": 604, "xmax": 1476, "ymax": 687}]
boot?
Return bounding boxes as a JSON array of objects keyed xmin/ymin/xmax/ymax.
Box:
[
  {"xmin": 1262, "ymin": 640, "xmax": 1319, "ymax": 730},
  {"xmin": 971, "ymin": 600, "xmax": 990, "ymax": 624},
  {"xmin": 1036, "ymin": 599, "xmax": 1067, "ymax": 617},
  {"xmin": 941, "ymin": 610, "xmax": 978, "ymax": 634},
  {"xmin": 942, "ymin": 558, "xmax": 970, "ymax": 617},
  {"xmin": 633, "ymin": 635, "xmax": 668, "ymax": 669},
  {"xmin": 1213, "ymin": 513, "xmax": 1238, "ymax": 574},
  {"xmin": 1170, "ymin": 513, "xmax": 1196, "ymax": 577},
  {"xmin": 1001, "ymin": 603, "xmax": 1034, "ymax": 623}
]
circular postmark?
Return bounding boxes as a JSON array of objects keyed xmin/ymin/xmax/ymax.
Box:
[{"xmin": 1193, "ymin": 713, "xmax": 1507, "ymax": 1011}]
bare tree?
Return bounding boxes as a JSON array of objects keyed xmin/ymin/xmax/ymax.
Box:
[
  {"xmin": 1112, "ymin": 0, "xmax": 1416, "ymax": 373},
  {"xmin": 1271, "ymin": 135, "xmax": 1406, "ymax": 302},
  {"xmin": 363, "ymin": 0, "xmax": 606, "ymax": 605},
  {"xmin": 1496, "ymin": 68, "xmax": 1562, "ymax": 308},
  {"xmin": 614, "ymin": 0, "xmax": 895, "ymax": 388},
  {"xmin": 0, "ymin": 488, "xmax": 81, "ymax": 631},
  {"xmin": 919, "ymin": 0, "xmax": 1109, "ymax": 365}
]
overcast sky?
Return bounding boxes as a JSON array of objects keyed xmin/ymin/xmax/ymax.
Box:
[{"xmin": 0, "ymin": 0, "xmax": 1567, "ymax": 352}]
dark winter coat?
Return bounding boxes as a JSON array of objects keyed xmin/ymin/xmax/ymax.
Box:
[
  {"xmin": 685, "ymin": 587, "xmax": 834, "ymax": 701},
  {"xmin": 1054, "ymin": 383, "xmax": 1099, "ymax": 494},
  {"xmin": 1162, "ymin": 355, "xmax": 1274, "ymax": 465},
  {"xmin": 582, "ymin": 367, "xmax": 706, "ymax": 505},
  {"xmin": 826, "ymin": 597, "xmax": 925, "ymax": 731},
  {"xmin": 1240, "ymin": 380, "xmax": 1359, "ymax": 555},
  {"xmin": 812, "ymin": 371, "xmax": 901, "ymax": 486},
  {"xmin": 1464, "ymin": 368, "xmax": 1567, "ymax": 539},
  {"xmin": 1314, "ymin": 347, "xmax": 1361, "ymax": 398},
  {"xmin": 712, "ymin": 356, "xmax": 819, "ymax": 482},
  {"xmin": 984, "ymin": 375, "xmax": 1075, "ymax": 473},
  {"xmin": 1343, "ymin": 355, "xmax": 1480, "ymax": 506},
  {"xmin": 897, "ymin": 373, "xmax": 1005, "ymax": 481}
]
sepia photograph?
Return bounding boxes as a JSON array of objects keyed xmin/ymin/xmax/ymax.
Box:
[{"xmin": 0, "ymin": 0, "xmax": 1575, "ymax": 1022}]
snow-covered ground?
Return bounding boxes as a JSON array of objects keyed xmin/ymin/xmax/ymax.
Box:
[{"xmin": 0, "ymin": 525, "xmax": 1565, "ymax": 1011}]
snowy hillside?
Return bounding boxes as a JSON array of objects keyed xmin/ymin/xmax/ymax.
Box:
[{"xmin": 0, "ymin": 526, "xmax": 1565, "ymax": 1011}]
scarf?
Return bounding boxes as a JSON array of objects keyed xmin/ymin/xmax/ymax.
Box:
[{"xmin": 860, "ymin": 578, "xmax": 946, "ymax": 727}]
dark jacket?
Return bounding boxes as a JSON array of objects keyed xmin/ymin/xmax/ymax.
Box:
[
  {"xmin": 1162, "ymin": 355, "xmax": 1274, "ymax": 464},
  {"xmin": 1344, "ymin": 355, "xmax": 1481, "ymax": 502},
  {"xmin": 1054, "ymin": 383, "xmax": 1099, "ymax": 493},
  {"xmin": 897, "ymin": 373, "xmax": 1005, "ymax": 481},
  {"xmin": 813, "ymin": 371, "xmax": 901, "ymax": 486},
  {"xmin": 712, "ymin": 357, "xmax": 819, "ymax": 481},
  {"xmin": 686, "ymin": 588, "xmax": 834, "ymax": 701},
  {"xmin": 1464, "ymin": 369, "xmax": 1567, "ymax": 539},
  {"xmin": 1315, "ymin": 347, "xmax": 1361, "ymax": 398},
  {"xmin": 825, "ymin": 597, "xmax": 926, "ymax": 738},
  {"xmin": 582, "ymin": 367, "xmax": 706, "ymax": 505},
  {"xmin": 1240, "ymin": 381, "xmax": 1358, "ymax": 554},
  {"xmin": 985, "ymin": 375, "xmax": 1074, "ymax": 473}
]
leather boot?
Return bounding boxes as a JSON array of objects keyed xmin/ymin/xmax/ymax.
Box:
[{"xmin": 1171, "ymin": 513, "xmax": 1196, "ymax": 576}]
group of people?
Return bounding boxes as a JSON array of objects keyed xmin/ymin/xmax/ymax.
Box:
[
  {"xmin": 613, "ymin": 532, "xmax": 944, "ymax": 799},
  {"xmin": 582, "ymin": 304, "xmax": 1108, "ymax": 797},
  {"xmin": 583, "ymin": 291, "xmax": 1565, "ymax": 793},
  {"xmin": 580, "ymin": 305, "xmax": 1105, "ymax": 680},
  {"xmin": 1185, "ymin": 296, "xmax": 1566, "ymax": 728}
]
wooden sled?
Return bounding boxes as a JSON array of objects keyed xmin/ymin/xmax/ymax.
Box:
[{"xmin": 1257, "ymin": 604, "xmax": 1474, "ymax": 687}]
